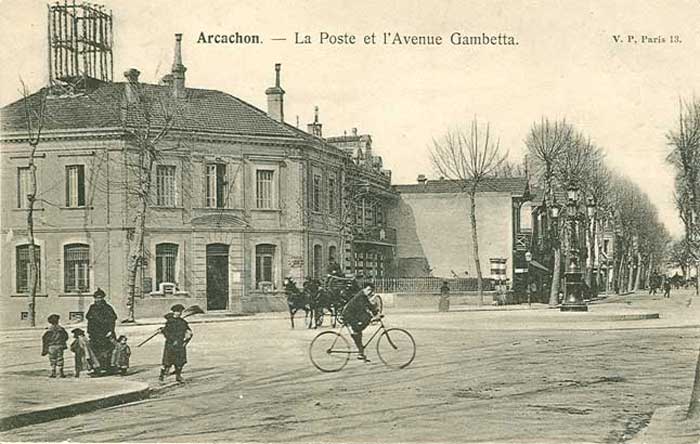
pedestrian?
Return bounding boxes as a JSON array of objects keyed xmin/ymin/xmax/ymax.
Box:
[
  {"xmin": 439, "ymin": 281, "xmax": 450, "ymax": 312},
  {"xmin": 111, "ymin": 335, "xmax": 131, "ymax": 376},
  {"xmin": 341, "ymin": 282, "xmax": 380, "ymax": 362},
  {"xmin": 663, "ymin": 278, "xmax": 672, "ymax": 298},
  {"xmin": 70, "ymin": 328, "xmax": 92, "ymax": 377},
  {"xmin": 86, "ymin": 288, "xmax": 118, "ymax": 373},
  {"xmin": 159, "ymin": 304, "xmax": 193, "ymax": 383},
  {"xmin": 41, "ymin": 314, "xmax": 69, "ymax": 378}
]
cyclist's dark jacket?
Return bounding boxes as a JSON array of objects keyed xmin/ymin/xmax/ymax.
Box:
[{"xmin": 342, "ymin": 289, "xmax": 378, "ymax": 330}]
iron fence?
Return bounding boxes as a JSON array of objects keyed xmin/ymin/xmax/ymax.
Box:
[{"xmin": 368, "ymin": 277, "xmax": 495, "ymax": 293}]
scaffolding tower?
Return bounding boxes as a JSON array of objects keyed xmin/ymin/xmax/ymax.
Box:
[{"xmin": 48, "ymin": 1, "xmax": 113, "ymax": 93}]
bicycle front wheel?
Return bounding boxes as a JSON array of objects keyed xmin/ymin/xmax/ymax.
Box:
[
  {"xmin": 309, "ymin": 331, "xmax": 351, "ymax": 372},
  {"xmin": 376, "ymin": 328, "xmax": 416, "ymax": 369}
]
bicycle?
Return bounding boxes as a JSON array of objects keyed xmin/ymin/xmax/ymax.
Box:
[{"xmin": 308, "ymin": 315, "xmax": 415, "ymax": 372}]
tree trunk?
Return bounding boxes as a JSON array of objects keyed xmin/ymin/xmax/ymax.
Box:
[
  {"xmin": 617, "ymin": 252, "xmax": 626, "ymax": 294},
  {"xmin": 124, "ymin": 149, "xmax": 155, "ymax": 322},
  {"xmin": 467, "ymin": 191, "xmax": 483, "ymax": 304},
  {"xmin": 27, "ymin": 148, "xmax": 39, "ymax": 327},
  {"xmin": 633, "ymin": 252, "xmax": 642, "ymax": 291},
  {"xmin": 688, "ymin": 345, "xmax": 700, "ymax": 419},
  {"xmin": 548, "ymin": 222, "xmax": 564, "ymax": 306}
]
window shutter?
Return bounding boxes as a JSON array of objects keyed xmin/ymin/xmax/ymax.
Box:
[{"xmin": 77, "ymin": 166, "xmax": 85, "ymax": 206}]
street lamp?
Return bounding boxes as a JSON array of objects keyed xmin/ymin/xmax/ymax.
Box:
[
  {"xmin": 585, "ymin": 196, "xmax": 597, "ymax": 297},
  {"xmin": 525, "ymin": 251, "xmax": 532, "ymax": 307},
  {"xmin": 561, "ymin": 184, "xmax": 588, "ymax": 312}
]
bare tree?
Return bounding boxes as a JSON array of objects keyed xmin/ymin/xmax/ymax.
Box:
[
  {"xmin": 525, "ymin": 119, "xmax": 574, "ymax": 306},
  {"xmin": 121, "ymin": 79, "xmax": 182, "ymax": 322},
  {"xmin": 431, "ymin": 118, "xmax": 507, "ymax": 303},
  {"xmin": 19, "ymin": 81, "xmax": 48, "ymax": 327},
  {"xmin": 667, "ymin": 98, "xmax": 700, "ymax": 296}
]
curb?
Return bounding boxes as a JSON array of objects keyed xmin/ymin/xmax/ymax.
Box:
[
  {"xmin": 0, "ymin": 382, "xmax": 150, "ymax": 432},
  {"xmin": 632, "ymin": 405, "xmax": 700, "ymax": 444}
]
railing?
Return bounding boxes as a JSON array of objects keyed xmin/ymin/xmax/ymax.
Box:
[
  {"xmin": 354, "ymin": 226, "xmax": 397, "ymax": 245},
  {"xmin": 514, "ymin": 231, "xmax": 532, "ymax": 251},
  {"xmin": 367, "ymin": 277, "xmax": 495, "ymax": 293}
]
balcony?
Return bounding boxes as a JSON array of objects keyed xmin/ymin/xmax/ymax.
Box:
[{"xmin": 354, "ymin": 225, "xmax": 397, "ymax": 246}]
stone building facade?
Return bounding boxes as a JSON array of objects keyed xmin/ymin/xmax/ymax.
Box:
[
  {"xmin": 389, "ymin": 177, "xmax": 531, "ymax": 283},
  {"xmin": 0, "ymin": 35, "xmax": 396, "ymax": 326}
]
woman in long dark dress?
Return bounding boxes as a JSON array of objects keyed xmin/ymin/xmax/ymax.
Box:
[{"xmin": 86, "ymin": 288, "xmax": 118, "ymax": 373}]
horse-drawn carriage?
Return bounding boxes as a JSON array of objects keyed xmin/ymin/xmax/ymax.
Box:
[{"xmin": 284, "ymin": 275, "xmax": 383, "ymax": 329}]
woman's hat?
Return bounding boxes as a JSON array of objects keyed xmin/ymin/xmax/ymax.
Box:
[
  {"xmin": 47, "ymin": 314, "xmax": 60, "ymax": 323},
  {"xmin": 71, "ymin": 328, "xmax": 85, "ymax": 335},
  {"xmin": 170, "ymin": 304, "xmax": 185, "ymax": 313},
  {"xmin": 93, "ymin": 288, "xmax": 106, "ymax": 299}
]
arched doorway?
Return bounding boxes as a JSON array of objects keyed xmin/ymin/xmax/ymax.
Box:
[{"xmin": 206, "ymin": 244, "xmax": 229, "ymax": 310}]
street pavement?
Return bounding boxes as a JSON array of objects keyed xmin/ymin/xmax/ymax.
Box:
[{"xmin": 0, "ymin": 289, "xmax": 698, "ymax": 443}]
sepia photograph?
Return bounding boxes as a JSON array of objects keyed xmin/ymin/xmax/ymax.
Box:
[{"xmin": 0, "ymin": 1, "xmax": 699, "ymax": 443}]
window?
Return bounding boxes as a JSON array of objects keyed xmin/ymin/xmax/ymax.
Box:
[
  {"xmin": 255, "ymin": 244, "xmax": 275, "ymax": 287},
  {"xmin": 64, "ymin": 243, "xmax": 90, "ymax": 293},
  {"xmin": 327, "ymin": 173, "xmax": 337, "ymax": 214},
  {"xmin": 312, "ymin": 173, "xmax": 322, "ymax": 212},
  {"xmin": 156, "ymin": 165, "xmax": 177, "ymax": 207},
  {"xmin": 603, "ymin": 239, "xmax": 610, "ymax": 255},
  {"xmin": 155, "ymin": 243, "xmax": 178, "ymax": 288},
  {"xmin": 17, "ymin": 167, "xmax": 31, "ymax": 209},
  {"xmin": 69, "ymin": 312, "xmax": 85, "ymax": 322},
  {"xmin": 313, "ymin": 244, "xmax": 323, "ymax": 279},
  {"xmin": 328, "ymin": 245, "xmax": 337, "ymax": 263},
  {"xmin": 205, "ymin": 164, "xmax": 226, "ymax": 208},
  {"xmin": 376, "ymin": 204, "xmax": 384, "ymax": 225},
  {"xmin": 256, "ymin": 170, "xmax": 274, "ymax": 209},
  {"xmin": 65, "ymin": 165, "xmax": 85, "ymax": 207},
  {"xmin": 16, "ymin": 244, "xmax": 41, "ymax": 293}
]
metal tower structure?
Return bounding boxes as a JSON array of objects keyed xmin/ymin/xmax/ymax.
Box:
[{"xmin": 47, "ymin": 1, "xmax": 113, "ymax": 93}]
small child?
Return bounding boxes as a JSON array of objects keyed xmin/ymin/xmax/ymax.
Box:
[
  {"xmin": 70, "ymin": 328, "xmax": 91, "ymax": 377},
  {"xmin": 41, "ymin": 314, "xmax": 69, "ymax": 378},
  {"xmin": 111, "ymin": 335, "xmax": 131, "ymax": 376}
]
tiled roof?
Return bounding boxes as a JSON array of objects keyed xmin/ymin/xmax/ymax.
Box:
[
  {"xmin": 394, "ymin": 177, "xmax": 529, "ymax": 195},
  {"xmin": 1, "ymin": 82, "xmax": 300, "ymax": 139}
]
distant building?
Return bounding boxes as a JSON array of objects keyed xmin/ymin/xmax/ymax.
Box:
[{"xmin": 389, "ymin": 176, "xmax": 531, "ymax": 286}]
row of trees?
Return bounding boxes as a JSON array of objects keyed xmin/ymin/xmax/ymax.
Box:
[
  {"xmin": 430, "ymin": 117, "xmax": 670, "ymax": 305},
  {"xmin": 666, "ymin": 98, "xmax": 700, "ymax": 420}
]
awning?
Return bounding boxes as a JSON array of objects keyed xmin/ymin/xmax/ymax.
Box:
[{"xmin": 528, "ymin": 259, "xmax": 550, "ymax": 273}]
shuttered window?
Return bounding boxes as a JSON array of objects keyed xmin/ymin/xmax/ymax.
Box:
[
  {"xmin": 156, "ymin": 243, "xmax": 178, "ymax": 288},
  {"xmin": 16, "ymin": 245, "xmax": 41, "ymax": 293},
  {"xmin": 64, "ymin": 244, "xmax": 90, "ymax": 292},
  {"xmin": 65, "ymin": 165, "xmax": 85, "ymax": 207}
]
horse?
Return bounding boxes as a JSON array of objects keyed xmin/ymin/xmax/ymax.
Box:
[{"xmin": 283, "ymin": 277, "xmax": 312, "ymax": 329}]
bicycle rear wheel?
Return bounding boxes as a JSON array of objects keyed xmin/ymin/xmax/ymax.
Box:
[
  {"xmin": 309, "ymin": 331, "xmax": 351, "ymax": 372},
  {"xmin": 376, "ymin": 328, "xmax": 415, "ymax": 369}
]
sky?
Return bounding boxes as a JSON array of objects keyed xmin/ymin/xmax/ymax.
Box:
[{"xmin": 1, "ymin": 0, "xmax": 697, "ymax": 237}]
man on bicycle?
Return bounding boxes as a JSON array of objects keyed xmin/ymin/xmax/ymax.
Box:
[{"xmin": 341, "ymin": 282, "xmax": 380, "ymax": 362}]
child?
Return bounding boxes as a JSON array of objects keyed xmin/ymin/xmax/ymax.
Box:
[
  {"xmin": 41, "ymin": 314, "xmax": 69, "ymax": 378},
  {"xmin": 111, "ymin": 335, "xmax": 131, "ymax": 376},
  {"xmin": 160, "ymin": 305, "xmax": 193, "ymax": 383},
  {"xmin": 70, "ymin": 328, "xmax": 91, "ymax": 377}
]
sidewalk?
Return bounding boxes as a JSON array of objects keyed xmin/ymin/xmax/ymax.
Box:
[{"xmin": 0, "ymin": 374, "xmax": 149, "ymax": 431}]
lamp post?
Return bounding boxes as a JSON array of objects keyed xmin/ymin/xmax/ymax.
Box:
[
  {"xmin": 585, "ymin": 196, "xmax": 597, "ymax": 298},
  {"xmin": 525, "ymin": 251, "xmax": 532, "ymax": 307},
  {"xmin": 561, "ymin": 184, "xmax": 588, "ymax": 312}
]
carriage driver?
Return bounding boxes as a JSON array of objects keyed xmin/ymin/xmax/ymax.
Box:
[{"xmin": 341, "ymin": 282, "xmax": 380, "ymax": 362}]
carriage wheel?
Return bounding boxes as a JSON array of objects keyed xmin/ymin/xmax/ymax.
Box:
[{"xmin": 314, "ymin": 309, "xmax": 325, "ymax": 328}]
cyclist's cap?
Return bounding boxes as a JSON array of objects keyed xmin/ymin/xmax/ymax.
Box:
[{"xmin": 363, "ymin": 282, "xmax": 375, "ymax": 290}]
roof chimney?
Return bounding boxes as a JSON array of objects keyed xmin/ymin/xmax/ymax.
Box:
[
  {"xmin": 307, "ymin": 106, "xmax": 323, "ymax": 137},
  {"xmin": 171, "ymin": 33, "xmax": 187, "ymax": 98},
  {"xmin": 417, "ymin": 174, "xmax": 427, "ymax": 185},
  {"xmin": 123, "ymin": 68, "xmax": 140, "ymax": 104},
  {"xmin": 265, "ymin": 63, "xmax": 285, "ymax": 122}
]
